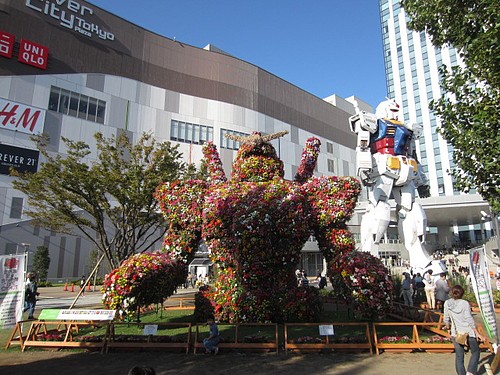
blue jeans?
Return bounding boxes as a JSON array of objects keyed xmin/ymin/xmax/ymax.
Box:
[
  {"xmin": 23, "ymin": 300, "xmax": 36, "ymax": 318},
  {"xmin": 203, "ymin": 337, "xmax": 220, "ymax": 353},
  {"xmin": 453, "ymin": 336, "xmax": 480, "ymax": 375}
]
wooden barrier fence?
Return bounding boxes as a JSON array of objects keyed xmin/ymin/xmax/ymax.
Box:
[
  {"xmin": 193, "ymin": 323, "xmax": 279, "ymax": 354},
  {"xmin": 105, "ymin": 322, "xmax": 192, "ymax": 353},
  {"xmin": 373, "ymin": 322, "xmax": 493, "ymax": 354},
  {"xmin": 284, "ymin": 322, "xmax": 373, "ymax": 354}
]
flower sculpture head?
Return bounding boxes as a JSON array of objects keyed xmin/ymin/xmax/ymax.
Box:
[{"xmin": 228, "ymin": 131, "xmax": 287, "ymax": 182}]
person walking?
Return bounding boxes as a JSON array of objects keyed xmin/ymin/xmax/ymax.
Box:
[
  {"xmin": 443, "ymin": 285, "xmax": 485, "ymax": 375},
  {"xmin": 435, "ymin": 272, "xmax": 451, "ymax": 312},
  {"xmin": 23, "ymin": 272, "xmax": 39, "ymax": 319},
  {"xmin": 401, "ymin": 272, "xmax": 413, "ymax": 306},
  {"xmin": 80, "ymin": 275, "xmax": 86, "ymax": 296},
  {"xmin": 423, "ymin": 269, "xmax": 437, "ymax": 309}
]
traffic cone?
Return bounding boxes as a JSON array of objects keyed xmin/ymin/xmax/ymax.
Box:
[
  {"xmin": 63, "ymin": 282, "xmax": 68, "ymax": 291},
  {"xmin": 87, "ymin": 283, "xmax": 91, "ymax": 291},
  {"xmin": 70, "ymin": 283, "xmax": 74, "ymax": 292}
]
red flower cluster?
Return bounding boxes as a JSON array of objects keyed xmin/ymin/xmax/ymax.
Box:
[
  {"xmin": 328, "ymin": 251, "xmax": 393, "ymax": 320},
  {"xmin": 101, "ymin": 252, "xmax": 186, "ymax": 319}
]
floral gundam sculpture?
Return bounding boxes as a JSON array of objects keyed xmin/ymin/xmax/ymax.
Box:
[{"xmin": 349, "ymin": 99, "xmax": 444, "ymax": 273}]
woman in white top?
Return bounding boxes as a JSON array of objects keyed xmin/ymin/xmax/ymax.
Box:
[{"xmin": 443, "ymin": 285, "xmax": 485, "ymax": 375}]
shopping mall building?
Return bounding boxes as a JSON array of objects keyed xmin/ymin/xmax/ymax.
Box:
[{"xmin": 0, "ymin": 1, "xmax": 495, "ymax": 280}]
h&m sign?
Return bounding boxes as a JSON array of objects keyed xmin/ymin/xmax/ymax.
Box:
[{"xmin": 0, "ymin": 98, "xmax": 46, "ymax": 135}]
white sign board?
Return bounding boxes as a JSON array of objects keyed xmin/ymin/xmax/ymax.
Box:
[
  {"xmin": 0, "ymin": 255, "xmax": 26, "ymax": 328},
  {"xmin": 319, "ymin": 325, "xmax": 334, "ymax": 336},
  {"xmin": 0, "ymin": 98, "xmax": 45, "ymax": 134},
  {"xmin": 143, "ymin": 324, "xmax": 158, "ymax": 335},
  {"xmin": 57, "ymin": 309, "xmax": 116, "ymax": 321}
]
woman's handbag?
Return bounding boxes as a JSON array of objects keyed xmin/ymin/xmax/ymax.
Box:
[
  {"xmin": 451, "ymin": 313, "xmax": 469, "ymax": 346},
  {"xmin": 455, "ymin": 331, "xmax": 469, "ymax": 346}
]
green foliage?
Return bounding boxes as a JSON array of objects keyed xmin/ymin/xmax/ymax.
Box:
[
  {"xmin": 32, "ymin": 245, "xmax": 50, "ymax": 282},
  {"xmin": 402, "ymin": 0, "xmax": 500, "ymax": 212},
  {"xmin": 12, "ymin": 132, "xmax": 185, "ymax": 268},
  {"xmin": 391, "ymin": 272, "xmax": 403, "ymax": 300}
]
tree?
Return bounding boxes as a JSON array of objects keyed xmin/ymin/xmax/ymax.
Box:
[
  {"xmin": 12, "ymin": 131, "xmax": 185, "ymax": 268},
  {"xmin": 32, "ymin": 245, "xmax": 50, "ymax": 282},
  {"xmin": 401, "ymin": 0, "xmax": 500, "ymax": 212}
]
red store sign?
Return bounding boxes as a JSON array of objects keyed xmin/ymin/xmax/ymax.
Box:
[
  {"xmin": 0, "ymin": 30, "xmax": 15, "ymax": 58},
  {"xmin": 0, "ymin": 30, "xmax": 49, "ymax": 70}
]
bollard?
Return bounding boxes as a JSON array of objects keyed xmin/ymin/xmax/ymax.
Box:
[{"xmin": 63, "ymin": 282, "xmax": 68, "ymax": 291}]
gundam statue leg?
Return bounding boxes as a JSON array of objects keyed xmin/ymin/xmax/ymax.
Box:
[{"xmin": 395, "ymin": 183, "xmax": 432, "ymax": 270}]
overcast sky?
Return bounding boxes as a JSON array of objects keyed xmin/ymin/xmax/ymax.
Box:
[{"xmin": 89, "ymin": 0, "xmax": 387, "ymax": 108}]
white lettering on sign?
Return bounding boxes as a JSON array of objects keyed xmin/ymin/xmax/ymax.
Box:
[
  {"xmin": 25, "ymin": 0, "xmax": 115, "ymax": 41},
  {"xmin": 0, "ymin": 98, "xmax": 46, "ymax": 134},
  {"xmin": 18, "ymin": 39, "xmax": 49, "ymax": 70},
  {"xmin": 0, "ymin": 30, "xmax": 15, "ymax": 58}
]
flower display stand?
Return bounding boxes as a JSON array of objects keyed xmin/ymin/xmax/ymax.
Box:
[
  {"xmin": 284, "ymin": 322, "xmax": 373, "ymax": 354},
  {"xmin": 193, "ymin": 323, "xmax": 279, "ymax": 354},
  {"xmin": 105, "ymin": 322, "xmax": 192, "ymax": 353},
  {"xmin": 21, "ymin": 320, "xmax": 110, "ymax": 352}
]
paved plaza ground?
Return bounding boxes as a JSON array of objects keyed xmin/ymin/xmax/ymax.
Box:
[{"xmin": 0, "ymin": 349, "xmax": 496, "ymax": 374}]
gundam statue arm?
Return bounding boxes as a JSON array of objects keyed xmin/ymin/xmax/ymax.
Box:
[{"xmin": 349, "ymin": 99, "xmax": 439, "ymax": 273}]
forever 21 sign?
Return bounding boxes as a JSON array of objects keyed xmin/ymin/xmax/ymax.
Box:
[{"xmin": 0, "ymin": 144, "xmax": 39, "ymax": 175}]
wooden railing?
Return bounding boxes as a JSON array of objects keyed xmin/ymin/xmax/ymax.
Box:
[
  {"xmin": 373, "ymin": 322, "xmax": 492, "ymax": 355},
  {"xmin": 193, "ymin": 323, "xmax": 279, "ymax": 354},
  {"xmin": 105, "ymin": 322, "xmax": 192, "ymax": 353},
  {"xmin": 284, "ymin": 322, "xmax": 373, "ymax": 354},
  {"xmin": 21, "ymin": 320, "xmax": 110, "ymax": 352}
]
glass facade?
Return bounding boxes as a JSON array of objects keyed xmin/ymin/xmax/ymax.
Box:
[{"xmin": 48, "ymin": 86, "xmax": 106, "ymax": 124}]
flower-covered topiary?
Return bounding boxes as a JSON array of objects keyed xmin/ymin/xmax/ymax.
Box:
[
  {"xmin": 101, "ymin": 252, "xmax": 186, "ymax": 319},
  {"xmin": 153, "ymin": 130, "xmax": 391, "ymax": 322},
  {"xmin": 328, "ymin": 250, "xmax": 393, "ymax": 320}
]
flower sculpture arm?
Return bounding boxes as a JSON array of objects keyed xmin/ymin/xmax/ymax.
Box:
[
  {"xmin": 294, "ymin": 137, "xmax": 321, "ymax": 184},
  {"xmin": 154, "ymin": 180, "xmax": 208, "ymax": 262},
  {"xmin": 202, "ymin": 142, "xmax": 227, "ymax": 183}
]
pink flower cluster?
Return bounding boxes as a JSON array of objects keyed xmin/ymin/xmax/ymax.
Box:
[
  {"xmin": 328, "ymin": 251, "xmax": 393, "ymax": 320},
  {"xmin": 101, "ymin": 252, "xmax": 186, "ymax": 319}
]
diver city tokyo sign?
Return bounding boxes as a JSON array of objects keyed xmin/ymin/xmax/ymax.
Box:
[{"xmin": 25, "ymin": 0, "xmax": 115, "ymax": 41}]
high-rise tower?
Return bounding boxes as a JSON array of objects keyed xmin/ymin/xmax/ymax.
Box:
[{"xmin": 378, "ymin": 0, "xmax": 492, "ymax": 247}]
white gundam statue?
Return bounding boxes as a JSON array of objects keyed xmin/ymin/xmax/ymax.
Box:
[{"xmin": 349, "ymin": 98, "xmax": 444, "ymax": 274}]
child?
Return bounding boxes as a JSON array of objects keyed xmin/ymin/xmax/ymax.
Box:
[{"xmin": 203, "ymin": 315, "xmax": 220, "ymax": 355}]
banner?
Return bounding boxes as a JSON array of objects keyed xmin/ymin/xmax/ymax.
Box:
[
  {"xmin": 469, "ymin": 245, "xmax": 499, "ymax": 345},
  {"xmin": 0, "ymin": 255, "xmax": 26, "ymax": 329}
]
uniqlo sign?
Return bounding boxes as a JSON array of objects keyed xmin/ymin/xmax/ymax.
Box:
[
  {"xmin": 18, "ymin": 39, "xmax": 49, "ymax": 70},
  {"xmin": 0, "ymin": 31, "xmax": 15, "ymax": 58}
]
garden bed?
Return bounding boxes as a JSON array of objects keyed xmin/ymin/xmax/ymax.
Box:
[
  {"xmin": 193, "ymin": 323, "xmax": 279, "ymax": 354},
  {"xmin": 284, "ymin": 322, "xmax": 373, "ymax": 354}
]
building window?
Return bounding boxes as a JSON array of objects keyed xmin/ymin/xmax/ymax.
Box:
[
  {"xmin": 326, "ymin": 142, "xmax": 334, "ymax": 154},
  {"xmin": 221, "ymin": 129, "xmax": 248, "ymax": 150},
  {"xmin": 327, "ymin": 159, "xmax": 335, "ymax": 173},
  {"xmin": 10, "ymin": 197, "xmax": 23, "ymax": 219},
  {"xmin": 170, "ymin": 120, "xmax": 213, "ymax": 145},
  {"xmin": 48, "ymin": 86, "xmax": 106, "ymax": 124}
]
